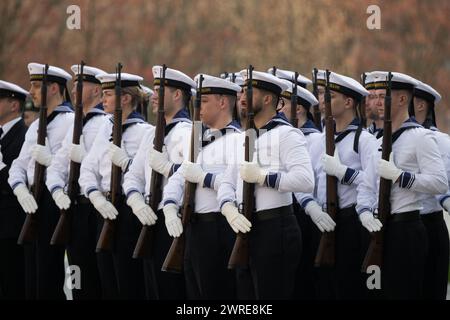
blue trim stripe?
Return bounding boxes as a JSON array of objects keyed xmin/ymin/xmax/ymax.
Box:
[
  {"xmin": 11, "ymin": 182, "xmax": 24, "ymax": 191},
  {"xmin": 86, "ymin": 187, "xmax": 98, "ymax": 196},
  {"xmin": 440, "ymin": 195, "xmax": 450, "ymax": 208},
  {"xmin": 341, "ymin": 168, "xmax": 359, "ymax": 185},
  {"xmin": 399, "ymin": 172, "xmax": 415, "ymax": 189},
  {"xmin": 357, "ymin": 207, "xmax": 373, "ymax": 215},
  {"xmin": 203, "ymin": 173, "xmax": 215, "ymax": 189},
  {"xmin": 163, "ymin": 199, "xmax": 178, "ymax": 206},
  {"xmin": 300, "ymin": 197, "xmax": 314, "ymax": 209},
  {"xmin": 125, "ymin": 189, "xmax": 140, "ymax": 199},
  {"xmin": 50, "ymin": 185, "xmax": 63, "ymax": 194},
  {"xmin": 265, "ymin": 172, "xmax": 280, "ymax": 189},
  {"xmin": 220, "ymin": 199, "xmax": 234, "ymax": 210},
  {"xmin": 170, "ymin": 164, "xmax": 181, "ymax": 176}
]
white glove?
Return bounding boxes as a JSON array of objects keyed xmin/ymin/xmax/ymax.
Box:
[
  {"xmin": 359, "ymin": 211, "xmax": 382, "ymax": 232},
  {"xmin": 239, "ymin": 161, "xmax": 267, "ymax": 186},
  {"xmin": 31, "ymin": 139, "xmax": 52, "ymax": 167},
  {"xmin": 127, "ymin": 192, "xmax": 157, "ymax": 226},
  {"xmin": 305, "ymin": 201, "xmax": 336, "ymax": 232},
  {"xmin": 69, "ymin": 136, "xmax": 86, "ymax": 163},
  {"xmin": 163, "ymin": 203, "xmax": 183, "ymax": 237},
  {"xmin": 442, "ymin": 197, "xmax": 450, "ymax": 213},
  {"xmin": 88, "ymin": 190, "xmax": 118, "ymax": 220},
  {"xmin": 149, "ymin": 148, "xmax": 173, "ymax": 178},
  {"xmin": 0, "ymin": 151, "xmax": 6, "ymax": 171},
  {"xmin": 52, "ymin": 188, "xmax": 71, "ymax": 210},
  {"xmin": 108, "ymin": 143, "xmax": 130, "ymax": 171},
  {"xmin": 221, "ymin": 202, "xmax": 252, "ymax": 233},
  {"xmin": 378, "ymin": 152, "xmax": 402, "ymax": 182},
  {"xmin": 321, "ymin": 149, "xmax": 347, "ymax": 180},
  {"xmin": 180, "ymin": 160, "xmax": 207, "ymax": 184},
  {"xmin": 13, "ymin": 185, "xmax": 38, "ymax": 214}
]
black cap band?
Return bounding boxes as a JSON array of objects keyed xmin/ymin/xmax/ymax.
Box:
[
  {"xmin": 0, "ymin": 89, "xmax": 26, "ymax": 102},
  {"xmin": 201, "ymin": 87, "xmax": 237, "ymax": 96},
  {"xmin": 102, "ymin": 80, "xmax": 140, "ymax": 90},
  {"xmin": 76, "ymin": 74, "xmax": 101, "ymax": 84},
  {"xmin": 153, "ymin": 78, "xmax": 192, "ymax": 92},
  {"xmin": 30, "ymin": 74, "xmax": 68, "ymax": 85},
  {"xmin": 245, "ymin": 79, "xmax": 282, "ymax": 95},
  {"xmin": 414, "ymin": 88, "xmax": 435, "ymax": 103}
]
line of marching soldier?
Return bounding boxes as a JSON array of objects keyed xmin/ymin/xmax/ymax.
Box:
[{"xmin": 0, "ymin": 62, "xmax": 448, "ymax": 300}]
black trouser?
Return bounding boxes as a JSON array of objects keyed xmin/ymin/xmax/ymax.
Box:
[
  {"xmin": 383, "ymin": 211, "xmax": 428, "ymax": 299},
  {"xmin": 293, "ymin": 203, "xmax": 319, "ymax": 300},
  {"xmin": 184, "ymin": 212, "xmax": 236, "ymax": 300},
  {"xmin": 0, "ymin": 238, "xmax": 25, "ymax": 299},
  {"xmin": 335, "ymin": 206, "xmax": 370, "ymax": 300},
  {"xmin": 144, "ymin": 209, "xmax": 185, "ymax": 300},
  {"xmin": 249, "ymin": 205, "xmax": 301, "ymax": 300},
  {"xmin": 421, "ymin": 211, "xmax": 449, "ymax": 300},
  {"xmin": 23, "ymin": 188, "xmax": 66, "ymax": 300},
  {"xmin": 95, "ymin": 210, "xmax": 119, "ymax": 300},
  {"xmin": 112, "ymin": 202, "xmax": 146, "ymax": 299},
  {"xmin": 66, "ymin": 197, "xmax": 101, "ymax": 300}
]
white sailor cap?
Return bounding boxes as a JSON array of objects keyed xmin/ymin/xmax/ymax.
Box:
[
  {"xmin": 330, "ymin": 72, "xmax": 369, "ymax": 100},
  {"xmin": 221, "ymin": 72, "xmax": 245, "ymax": 87},
  {"xmin": 0, "ymin": 80, "xmax": 29, "ymax": 102},
  {"xmin": 312, "ymin": 69, "xmax": 327, "ymax": 86},
  {"xmin": 279, "ymin": 79, "xmax": 319, "ymax": 108},
  {"xmin": 414, "ymin": 81, "xmax": 441, "ymax": 104},
  {"xmin": 194, "ymin": 74, "xmax": 242, "ymax": 96},
  {"xmin": 28, "ymin": 62, "xmax": 72, "ymax": 85},
  {"xmin": 140, "ymin": 85, "xmax": 154, "ymax": 96},
  {"xmin": 96, "ymin": 73, "xmax": 144, "ymax": 90},
  {"xmin": 267, "ymin": 67, "xmax": 313, "ymax": 87},
  {"xmin": 152, "ymin": 66, "xmax": 196, "ymax": 92},
  {"xmin": 364, "ymin": 71, "xmax": 418, "ymax": 91},
  {"xmin": 239, "ymin": 69, "xmax": 290, "ymax": 95},
  {"xmin": 70, "ymin": 65, "xmax": 107, "ymax": 84}
]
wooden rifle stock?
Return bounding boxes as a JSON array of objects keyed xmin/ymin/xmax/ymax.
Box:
[
  {"xmin": 51, "ymin": 61, "xmax": 85, "ymax": 245},
  {"xmin": 361, "ymin": 73, "xmax": 393, "ymax": 272},
  {"xmin": 314, "ymin": 70, "xmax": 337, "ymax": 267},
  {"xmin": 18, "ymin": 64, "xmax": 49, "ymax": 245},
  {"xmin": 312, "ymin": 68, "xmax": 322, "ymax": 130},
  {"xmin": 133, "ymin": 65, "xmax": 167, "ymax": 259},
  {"xmin": 162, "ymin": 75, "xmax": 204, "ymax": 273},
  {"xmin": 96, "ymin": 63, "xmax": 123, "ymax": 252},
  {"xmin": 228, "ymin": 65, "xmax": 255, "ymax": 269}
]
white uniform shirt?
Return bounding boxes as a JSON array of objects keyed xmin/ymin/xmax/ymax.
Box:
[
  {"xmin": 46, "ymin": 105, "xmax": 107, "ymax": 194},
  {"xmin": 78, "ymin": 112, "xmax": 153, "ymax": 196},
  {"xmin": 217, "ymin": 114, "xmax": 315, "ymax": 212},
  {"xmin": 162, "ymin": 122, "xmax": 242, "ymax": 213},
  {"xmin": 8, "ymin": 103, "xmax": 74, "ymax": 190},
  {"xmin": 122, "ymin": 108, "xmax": 192, "ymax": 210},
  {"xmin": 358, "ymin": 119, "xmax": 448, "ymax": 215},
  {"xmin": 295, "ymin": 120, "xmax": 379, "ymax": 214}
]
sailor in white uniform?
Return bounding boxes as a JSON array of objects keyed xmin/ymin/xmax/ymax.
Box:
[
  {"xmin": 8, "ymin": 63, "xmax": 74, "ymax": 299},
  {"xmin": 217, "ymin": 70, "xmax": 315, "ymax": 299},
  {"xmin": 122, "ymin": 66, "xmax": 195, "ymax": 300},
  {"xmin": 78, "ymin": 72, "xmax": 153, "ymax": 299}
]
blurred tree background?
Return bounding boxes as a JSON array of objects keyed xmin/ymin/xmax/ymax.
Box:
[{"xmin": 0, "ymin": 0, "xmax": 449, "ymax": 130}]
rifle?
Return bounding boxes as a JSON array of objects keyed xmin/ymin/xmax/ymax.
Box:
[
  {"xmin": 271, "ymin": 66, "xmax": 277, "ymax": 76},
  {"xmin": 162, "ymin": 75, "xmax": 204, "ymax": 273},
  {"xmin": 312, "ymin": 68, "xmax": 322, "ymax": 130},
  {"xmin": 290, "ymin": 72, "xmax": 299, "ymax": 127},
  {"xmin": 133, "ymin": 65, "xmax": 167, "ymax": 259},
  {"xmin": 360, "ymin": 73, "xmax": 367, "ymax": 128},
  {"xmin": 96, "ymin": 63, "xmax": 123, "ymax": 252},
  {"xmin": 228, "ymin": 65, "xmax": 256, "ymax": 269},
  {"xmin": 18, "ymin": 64, "xmax": 49, "ymax": 245},
  {"xmin": 314, "ymin": 70, "xmax": 337, "ymax": 267},
  {"xmin": 50, "ymin": 61, "xmax": 85, "ymax": 245},
  {"xmin": 361, "ymin": 72, "xmax": 393, "ymax": 272}
]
